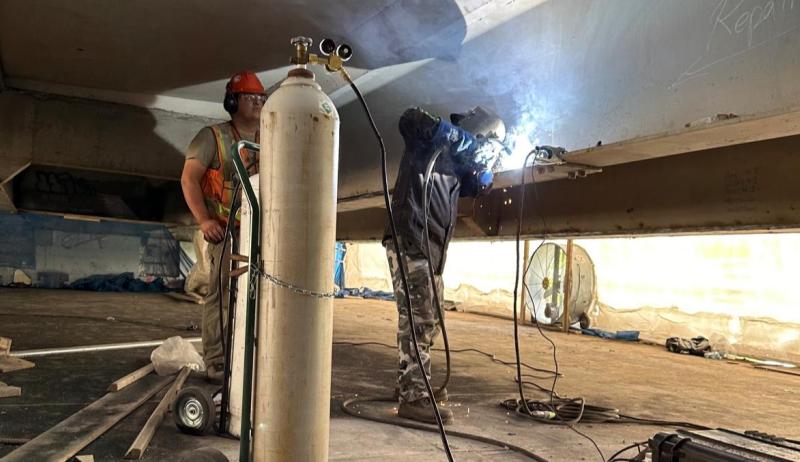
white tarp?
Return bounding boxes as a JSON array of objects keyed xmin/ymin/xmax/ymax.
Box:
[{"xmin": 343, "ymin": 234, "xmax": 800, "ymax": 361}]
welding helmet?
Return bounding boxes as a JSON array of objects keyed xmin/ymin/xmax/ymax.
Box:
[{"xmin": 450, "ymin": 106, "xmax": 506, "ymax": 142}]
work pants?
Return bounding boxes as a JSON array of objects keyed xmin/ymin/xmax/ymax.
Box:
[
  {"xmin": 202, "ymin": 239, "xmax": 232, "ymax": 369},
  {"xmin": 385, "ymin": 238, "xmax": 444, "ymax": 404}
]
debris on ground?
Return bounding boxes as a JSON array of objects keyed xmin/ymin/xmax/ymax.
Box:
[
  {"xmin": 0, "ymin": 381, "xmax": 21, "ymax": 398},
  {"xmin": 0, "ymin": 336, "xmax": 35, "ymax": 377},
  {"xmin": 666, "ymin": 336, "xmax": 798, "ymax": 369},
  {"xmin": 665, "ymin": 336, "xmax": 712, "ymax": 356},
  {"xmin": 10, "ymin": 270, "xmax": 31, "ymax": 287},
  {"xmin": 150, "ymin": 336, "xmax": 204, "ymax": 376}
]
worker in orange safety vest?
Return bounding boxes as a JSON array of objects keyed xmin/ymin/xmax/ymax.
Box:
[{"xmin": 181, "ymin": 71, "xmax": 266, "ymax": 382}]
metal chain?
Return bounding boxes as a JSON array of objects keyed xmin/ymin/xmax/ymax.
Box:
[{"xmin": 247, "ymin": 262, "xmax": 336, "ymax": 299}]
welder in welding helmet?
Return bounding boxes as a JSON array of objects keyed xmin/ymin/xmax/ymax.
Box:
[
  {"xmin": 449, "ymin": 106, "xmax": 507, "ymax": 197},
  {"xmin": 382, "ymin": 104, "xmax": 507, "ymax": 426}
]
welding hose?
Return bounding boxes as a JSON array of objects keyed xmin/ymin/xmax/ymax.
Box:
[
  {"xmin": 340, "ymin": 396, "xmax": 548, "ymax": 462},
  {"xmin": 422, "ymin": 149, "xmax": 452, "ymax": 396},
  {"xmin": 342, "ymin": 69, "xmax": 454, "ymax": 461}
]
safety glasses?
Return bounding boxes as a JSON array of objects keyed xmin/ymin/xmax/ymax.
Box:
[{"xmin": 240, "ymin": 93, "xmax": 267, "ymax": 104}]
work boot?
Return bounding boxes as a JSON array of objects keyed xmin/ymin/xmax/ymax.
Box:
[
  {"xmin": 394, "ymin": 387, "xmax": 448, "ymax": 403},
  {"xmin": 398, "ymin": 398, "xmax": 454, "ymax": 425},
  {"xmin": 206, "ymin": 363, "xmax": 224, "ymax": 384}
]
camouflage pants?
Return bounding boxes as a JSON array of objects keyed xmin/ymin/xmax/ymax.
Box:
[{"xmin": 385, "ymin": 239, "xmax": 444, "ymax": 404}]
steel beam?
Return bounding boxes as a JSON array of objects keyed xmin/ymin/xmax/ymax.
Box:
[
  {"xmin": 474, "ymin": 135, "xmax": 800, "ymax": 238},
  {"xmin": 336, "ymin": 135, "xmax": 800, "ymax": 240}
]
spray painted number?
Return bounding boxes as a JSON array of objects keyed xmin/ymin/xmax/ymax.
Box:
[{"xmin": 319, "ymin": 101, "xmax": 333, "ymax": 115}]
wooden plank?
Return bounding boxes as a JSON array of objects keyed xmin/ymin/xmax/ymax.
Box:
[
  {"xmin": 0, "ymin": 337, "xmax": 10, "ymax": 355},
  {"xmin": 0, "ymin": 355, "xmax": 35, "ymax": 373},
  {"xmin": 754, "ymin": 366, "xmax": 800, "ymax": 378},
  {"xmin": 124, "ymin": 367, "xmax": 191, "ymax": 459},
  {"xmin": 2, "ymin": 375, "xmax": 172, "ymax": 462},
  {"xmin": 108, "ymin": 363, "xmax": 155, "ymax": 392},
  {"xmin": 0, "ymin": 381, "xmax": 22, "ymax": 398}
]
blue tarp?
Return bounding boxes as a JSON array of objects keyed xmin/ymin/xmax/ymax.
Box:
[
  {"xmin": 335, "ymin": 287, "xmax": 395, "ymax": 301},
  {"xmin": 334, "ymin": 242, "xmax": 346, "ymax": 289},
  {"xmin": 581, "ymin": 328, "xmax": 640, "ymax": 341},
  {"xmin": 68, "ymin": 272, "xmax": 169, "ymax": 292}
]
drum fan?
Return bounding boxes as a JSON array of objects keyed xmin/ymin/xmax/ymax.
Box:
[{"xmin": 524, "ymin": 242, "xmax": 597, "ymax": 327}]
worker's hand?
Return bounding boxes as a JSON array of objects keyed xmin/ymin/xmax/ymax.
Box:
[{"xmin": 200, "ymin": 219, "xmax": 225, "ymax": 244}]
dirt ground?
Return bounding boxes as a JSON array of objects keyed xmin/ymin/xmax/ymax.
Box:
[{"xmin": 1, "ymin": 288, "xmax": 798, "ymax": 461}]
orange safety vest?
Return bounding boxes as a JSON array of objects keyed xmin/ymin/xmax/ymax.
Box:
[{"xmin": 200, "ymin": 123, "xmax": 256, "ymax": 225}]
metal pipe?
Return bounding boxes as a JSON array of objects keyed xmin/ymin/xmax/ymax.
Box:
[
  {"xmin": 231, "ymin": 140, "xmax": 262, "ymax": 462},
  {"xmin": 11, "ymin": 338, "xmax": 201, "ymax": 358}
]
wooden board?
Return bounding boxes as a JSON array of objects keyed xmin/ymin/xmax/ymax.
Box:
[
  {"xmin": 0, "ymin": 381, "xmax": 21, "ymax": 398},
  {"xmin": 124, "ymin": 367, "xmax": 191, "ymax": 459},
  {"xmin": 2, "ymin": 375, "xmax": 172, "ymax": 462},
  {"xmin": 0, "ymin": 354, "xmax": 35, "ymax": 373},
  {"xmin": 108, "ymin": 363, "xmax": 155, "ymax": 392},
  {"xmin": 754, "ymin": 365, "xmax": 800, "ymax": 378}
]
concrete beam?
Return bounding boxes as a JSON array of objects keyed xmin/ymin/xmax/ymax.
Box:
[
  {"xmin": 0, "ymin": 161, "xmax": 32, "ymax": 212},
  {"xmin": 0, "ymin": 91, "xmax": 219, "ymax": 181}
]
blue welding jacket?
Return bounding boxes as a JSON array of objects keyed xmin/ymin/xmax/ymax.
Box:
[{"xmin": 384, "ymin": 107, "xmax": 495, "ymax": 273}]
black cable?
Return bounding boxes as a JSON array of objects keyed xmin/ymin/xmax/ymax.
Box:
[
  {"xmin": 332, "ymin": 340, "xmax": 559, "ymax": 378},
  {"xmin": 511, "ymin": 151, "xmax": 540, "ymax": 416},
  {"xmin": 422, "ymin": 149, "xmax": 451, "ymax": 395},
  {"xmin": 523, "ymin": 278, "xmax": 560, "ymax": 398},
  {"xmin": 340, "ymin": 396, "xmax": 548, "ymax": 462},
  {"xmin": 510, "ymin": 151, "xmax": 606, "ymax": 462},
  {"xmin": 607, "ymin": 441, "xmax": 647, "ymax": 462},
  {"xmin": 346, "ymin": 75, "xmax": 454, "ymax": 461}
]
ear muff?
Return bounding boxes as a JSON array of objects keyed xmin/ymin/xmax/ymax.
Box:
[{"xmin": 223, "ymin": 81, "xmax": 238, "ymax": 115}]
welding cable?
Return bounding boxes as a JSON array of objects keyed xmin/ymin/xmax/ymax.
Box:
[
  {"xmin": 332, "ymin": 341, "xmax": 560, "ymax": 379},
  {"xmin": 422, "ymin": 148, "xmax": 452, "ymax": 396},
  {"xmin": 343, "ymin": 71, "xmax": 454, "ymax": 461},
  {"xmin": 510, "ymin": 151, "xmax": 540, "ymax": 416},
  {"xmin": 606, "ymin": 441, "xmax": 649, "ymax": 462},
  {"xmin": 508, "ymin": 151, "xmax": 607, "ymax": 462},
  {"xmin": 340, "ymin": 396, "xmax": 548, "ymax": 462}
]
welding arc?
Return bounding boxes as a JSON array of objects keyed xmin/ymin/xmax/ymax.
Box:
[
  {"xmin": 340, "ymin": 396, "xmax": 548, "ymax": 462},
  {"xmin": 344, "ymin": 71, "xmax": 454, "ymax": 461}
]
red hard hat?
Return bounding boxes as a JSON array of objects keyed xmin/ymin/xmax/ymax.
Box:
[{"xmin": 227, "ymin": 71, "xmax": 266, "ymax": 95}]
